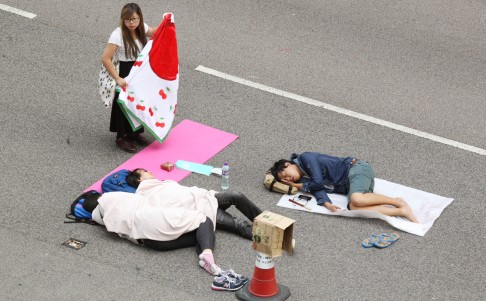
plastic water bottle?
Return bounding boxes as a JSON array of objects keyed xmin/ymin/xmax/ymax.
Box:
[{"xmin": 221, "ymin": 162, "xmax": 230, "ymax": 190}]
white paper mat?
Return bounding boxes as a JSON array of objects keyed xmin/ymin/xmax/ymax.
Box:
[{"xmin": 277, "ymin": 178, "xmax": 454, "ymax": 236}]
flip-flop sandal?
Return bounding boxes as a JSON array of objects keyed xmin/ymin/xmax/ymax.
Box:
[
  {"xmin": 361, "ymin": 234, "xmax": 379, "ymax": 248},
  {"xmin": 380, "ymin": 233, "xmax": 400, "ymax": 243},
  {"xmin": 372, "ymin": 233, "xmax": 400, "ymax": 248}
]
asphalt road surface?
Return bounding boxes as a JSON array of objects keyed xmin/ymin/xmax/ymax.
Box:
[{"xmin": 1, "ymin": 1, "xmax": 484, "ymax": 300}]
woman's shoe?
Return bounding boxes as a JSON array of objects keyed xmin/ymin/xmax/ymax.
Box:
[
  {"xmin": 211, "ymin": 274, "xmax": 244, "ymax": 291},
  {"xmin": 128, "ymin": 133, "xmax": 150, "ymax": 146},
  {"xmin": 116, "ymin": 137, "xmax": 137, "ymax": 153},
  {"xmin": 220, "ymin": 269, "xmax": 249, "ymax": 285}
]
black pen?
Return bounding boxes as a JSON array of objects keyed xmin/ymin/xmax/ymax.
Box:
[{"xmin": 289, "ymin": 198, "xmax": 312, "ymax": 211}]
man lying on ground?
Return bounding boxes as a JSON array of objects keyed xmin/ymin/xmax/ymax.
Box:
[{"xmin": 270, "ymin": 152, "xmax": 418, "ymax": 223}]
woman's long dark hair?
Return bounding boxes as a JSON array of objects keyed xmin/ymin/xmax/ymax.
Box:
[
  {"xmin": 119, "ymin": 3, "xmax": 148, "ymax": 59},
  {"xmin": 126, "ymin": 168, "xmax": 144, "ymax": 188}
]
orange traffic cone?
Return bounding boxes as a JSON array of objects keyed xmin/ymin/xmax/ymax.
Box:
[{"xmin": 236, "ymin": 252, "xmax": 290, "ymax": 301}]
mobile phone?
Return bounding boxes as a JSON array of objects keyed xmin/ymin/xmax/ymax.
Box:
[{"xmin": 298, "ymin": 195, "xmax": 312, "ymax": 201}]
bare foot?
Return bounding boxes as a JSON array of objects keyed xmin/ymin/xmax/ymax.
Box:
[{"xmin": 401, "ymin": 205, "xmax": 419, "ymax": 223}]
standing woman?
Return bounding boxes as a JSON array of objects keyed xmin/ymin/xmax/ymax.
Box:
[{"xmin": 101, "ymin": 3, "xmax": 155, "ymax": 153}]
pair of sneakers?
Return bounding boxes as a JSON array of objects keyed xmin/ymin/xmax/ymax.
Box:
[
  {"xmin": 211, "ymin": 269, "xmax": 249, "ymax": 291},
  {"xmin": 198, "ymin": 254, "xmax": 248, "ymax": 291}
]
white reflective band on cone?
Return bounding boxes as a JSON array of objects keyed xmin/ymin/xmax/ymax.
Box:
[{"xmin": 254, "ymin": 252, "xmax": 275, "ymax": 269}]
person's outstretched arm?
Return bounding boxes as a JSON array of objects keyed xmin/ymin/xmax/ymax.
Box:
[{"xmin": 299, "ymin": 153, "xmax": 342, "ymax": 211}]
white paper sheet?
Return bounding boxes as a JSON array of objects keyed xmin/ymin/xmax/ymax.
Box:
[{"xmin": 277, "ymin": 178, "xmax": 454, "ymax": 236}]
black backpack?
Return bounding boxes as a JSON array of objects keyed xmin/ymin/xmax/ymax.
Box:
[{"xmin": 64, "ymin": 190, "xmax": 100, "ymax": 224}]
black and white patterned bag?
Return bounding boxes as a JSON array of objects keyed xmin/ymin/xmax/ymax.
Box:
[{"xmin": 98, "ymin": 56, "xmax": 119, "ymax": 108}]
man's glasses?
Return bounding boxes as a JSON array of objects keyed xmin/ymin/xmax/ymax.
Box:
[{"xmin": 124, "ymin": 17, "xmax": 140, "ymax": 24}]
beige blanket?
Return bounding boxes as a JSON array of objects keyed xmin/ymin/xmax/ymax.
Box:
[{"xmin": 92, "ymin": 179, "xmax": 218, "ymax": 241}]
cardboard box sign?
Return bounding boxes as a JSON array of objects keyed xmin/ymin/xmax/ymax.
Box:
[{"xmin": 252, "ymin": 211, "xmax": 295, "ymax": 257}]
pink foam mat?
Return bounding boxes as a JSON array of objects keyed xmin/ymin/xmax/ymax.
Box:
[{"xmin": 85, "ymin": 119, "xmax": 238, "ymax": 192}]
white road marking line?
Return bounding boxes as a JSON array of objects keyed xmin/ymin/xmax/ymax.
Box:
[
  {"xmin": 0, "ymin": 4, "xmax": 36, "ymax": 19},
  {"xmin": 196, "ymin": 65, "xmax": 486, "ymax": 156}
]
